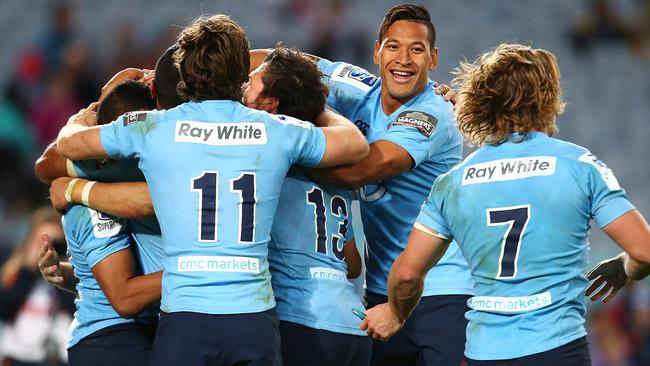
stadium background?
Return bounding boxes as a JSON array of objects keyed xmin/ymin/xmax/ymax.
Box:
[{"xmin": 0, "ymin": 0, "xmax": 648, "ymax": 364}]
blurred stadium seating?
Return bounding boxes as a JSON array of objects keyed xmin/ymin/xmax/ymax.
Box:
[{"xmin": 0, "ymin": 1, "xmax": 648, "ymax": 365}]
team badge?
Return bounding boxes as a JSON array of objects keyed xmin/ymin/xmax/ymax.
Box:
[{"xmin": 390, "ymin": 111, "xmax": 437, "ymax": 137}]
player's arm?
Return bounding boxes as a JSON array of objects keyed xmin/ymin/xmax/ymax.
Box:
[
  {"xmin": 34, "ymin": 142, "xmax": 71, "ymax": 185},
  {"xmin": 38, "ymin": 233, "xmax": 77, "ymax": 293},
  {"xmin": 343, "ymin": 238, "xmax": 361, "ymax": 279},
  {"xmin": 586, "ymin": 209, "xmax": 650, "ymax": 303},
  {"xmin": 56, "ymin": 105, "xmax": 110, "ymax": 161},
  {"xmin": 361, "ymin": 224, "xmax": 450, "ymax": 341},
  {"xmin": 92, "ymin": 249, "xmax": 161, "ymax": 318},
  {"xmin": 309, "ymin": 140, "xmax": 411, "ymax": 189},
  {"xmin": 315, "ymin": 110, "xmax": 369, "ymax": 167},
  {"xmin": 603, "ymin": 209, "xmax": 650, "ymax": 278},
  {"xmin": 49, "ymin": 177, "xmax": 154, "ymax": 219}
]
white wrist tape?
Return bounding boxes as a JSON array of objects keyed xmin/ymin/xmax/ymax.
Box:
[
  {"xmin": 64, "ymin": 178, "xmax": 80, "ymax": 203},
  {"xmin": 81, "ymin": 181, "xmax": 96, "ymax": 207}
]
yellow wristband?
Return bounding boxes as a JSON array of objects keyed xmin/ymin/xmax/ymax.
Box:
[{"xmin": 64, "ymin": 178, "xmax": 80, "ymax": 203}]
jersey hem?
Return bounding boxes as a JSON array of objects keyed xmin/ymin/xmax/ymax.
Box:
[
  {"xmin": 464, "ymin": 330, "xmax": 587, "ymax": 360},
  {"xmin": 278, "ymin": 314, "xmax": 367, "ymax": 336},
  {"xmin": 160, "ymin": 302, "xmax": 276, "ymax": 315}
]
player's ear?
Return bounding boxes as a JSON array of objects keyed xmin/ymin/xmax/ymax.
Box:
[
  {"xmin": 373, "ymin": 40, "xmax": 381, "ymax": 65},
  {"xmin": 261, "ymin": 96, "xmax": 279, "ymax": 114},
  {"xmin": 429, "ymin": 47, "xmax": 438, "ymax": 71}
]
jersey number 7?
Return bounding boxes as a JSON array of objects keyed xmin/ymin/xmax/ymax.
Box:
[{"xmin": 487, "ymin": 205, "xmax": 530, "ymax": 279}]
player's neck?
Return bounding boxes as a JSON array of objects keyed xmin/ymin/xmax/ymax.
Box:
[{"xmin": 380, "ymin": 85, "xmax": 425, "ymax": 116}]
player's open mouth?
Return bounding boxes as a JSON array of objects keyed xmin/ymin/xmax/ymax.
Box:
[{"xmin": 390, "ymin": 70, "xmax": 415, "ymax": 83}]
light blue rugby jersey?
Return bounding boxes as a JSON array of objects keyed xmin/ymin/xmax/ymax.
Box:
[
  {"xmin": 69, "ymin": 158, "xmax": 163, "ymax": 275},
  {"xmin": 269, "ymin": 167, "xmax": 365, "ymax": 336},
  {"xmin": 318, "ymin": 59, "xmax": 473, "ymax": 296},
  {"xmin": 63, "ymin": 205, "xmax": 156, "ymax": 348},
  {"xmin": 416, "ymin": 132, "xmax": 635, "ymax": 360},
  {"xmin": 99, "ymin": 100, "xmax": 327, "ymax": 314}
]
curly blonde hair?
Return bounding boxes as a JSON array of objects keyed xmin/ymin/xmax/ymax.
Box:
[{"xmin": 452, "ymin": 44, "xmax": 565, "ymax": 145}]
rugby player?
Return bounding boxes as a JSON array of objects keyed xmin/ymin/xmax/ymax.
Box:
[{"xmin": 362, "ymin": 43, "xmax": 650, "ymax": 365}]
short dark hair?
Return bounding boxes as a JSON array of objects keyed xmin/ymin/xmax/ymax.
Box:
[
  {"xmin": 97, "ymin": 80, "xmax": 156, "ymax": 125},
  {"xmin": 154, "ymin": 44, "xmax": 185, "ymax": 109},
  {"xmin": 174, "ymin": 14, "xmax": 250, "ymax": 102},
  {"xmin": 379, "ymin": 4, "xmax": 436, "ymax": 47},
  {"xmin": 261, "ymin": 46, "xmax": 328, "ymax": 122}
]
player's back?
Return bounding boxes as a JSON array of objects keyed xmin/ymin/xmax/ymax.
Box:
[
  {"xmin": 102, "ymin": 100, "xmax": 326, "ymax": 315},
  {"xmin": 63, "ymin": 205, "xmax": 156, "ymax": 348},
  {"xmin": 423, "ymin": 131, "xmax": 632, "ymax": 359},
  {"xmin": 269, "ymin": 167, "xmax": 364, "ymax": 335}
]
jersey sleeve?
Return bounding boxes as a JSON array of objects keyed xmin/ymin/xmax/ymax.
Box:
[
  {"xmin": 382, "ymin": 107, "xmax": 452, "ymax": 167},
  {"xmin": 317, "ymin": 58, "xmax": 377, "ymax": 115},
  {"xmin": 100, "ymin": 111, "xmax": 157, "ymax": 160},
  {"xmin": 77, "ymin": 208, "xmax": 131, "ymax": 269},
  {"xmin": 415, "ymin": 176, "xmax": 453, "ymax": 239},
  {"xmin": 579, "ymin": 153, "xmax": 635, "ymax": 227},
  {"xmin": 271, "ymin": 114, "xmax": 327, "ymax": 167}
]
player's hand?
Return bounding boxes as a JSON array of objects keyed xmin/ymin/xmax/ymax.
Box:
[
  {"xmin": 50, "ymin": 177, "xmax": 74, "ymax": 211},
  {"xmin": 67, "ymin": 104, "xmax": 98, "ymax": 127},
  {"xmin": 100, "ymin": 68, "xmax": 146, "ymax": 101},
  {"xmin": 585, "ymin": 254, "xmax": 630, "ymax": 303},
  {"xmin": 38, "ymin": 233, "xmax": 64, "ymax": 285},
  {"xmin": 434, "ymin": 83, "xmax": 456, "ymax": 105},
  {"xmin": 360, "ymin": 303, "xmax": 404, "ymax": 341}
]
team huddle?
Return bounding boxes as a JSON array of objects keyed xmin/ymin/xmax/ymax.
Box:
[{"xmin": 32, "ymin": 3, "xmax": 650, "ymax": 366}]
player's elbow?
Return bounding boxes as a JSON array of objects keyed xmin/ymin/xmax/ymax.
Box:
[
  {"xmin": 34, "ymin": 158, "xmax": 53, "ymax": 185},
  {"xmin": 110, "ymin": 297, "xmax": 138, "ymax": 318},
  {"xmin": 391, "ymin": 262, "xmax": 424, "ymax": 289},
  {"xmin": 346, "ymin": 130, "xmax": 370, "ymax": 164}
]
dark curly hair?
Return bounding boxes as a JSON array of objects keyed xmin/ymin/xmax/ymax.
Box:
[{"xmin": 261, "ymin": 46, "xmax": 328, "ymax": 123}]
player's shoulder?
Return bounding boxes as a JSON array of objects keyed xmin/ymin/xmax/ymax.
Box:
[
  {"xmin": 253, "ymin": 108, "xmax": 316, "ymax": 131},
  {"xmin": 544, "ymin": 136, "xmax": 597, "ymax": 165}
]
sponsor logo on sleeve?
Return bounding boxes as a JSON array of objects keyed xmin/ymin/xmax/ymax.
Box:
[
  {"xmin": 89, "ymin": 208, "xmax": 123, "ymax": 238},
  {"xmin": 331, "ymin": 64, "xmax": 377, "ymax": 92},
  {"xmin": 462, "ymin": 156, "xmax": 557, "ymax": 185},
  {"xmin": 390, "ymin": 111, "xmax": 437, "ymax": 137},
  {"xmin": 270, "ymin": 114, "xmax": 312, "ymax": 128},
  {"xmin": 174, "ymin": 121, "xmax": 267, "ymax": 146},
  {"xmin": 122, "ymin": 112, "xmax": 148, "ymax": 126},
  {"xmin": 578, "ymin": 153, "xmax": 621, "ymax": 190}
]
